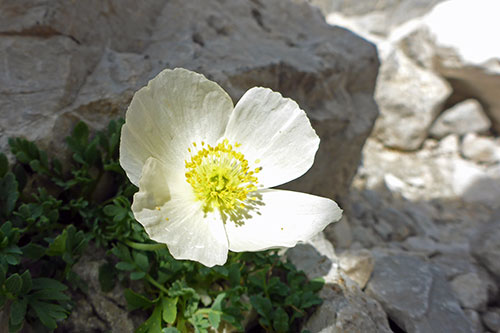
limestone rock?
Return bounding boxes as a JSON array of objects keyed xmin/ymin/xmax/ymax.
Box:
[
  {"xmin": 61, "ymin": 245, "xmax": 139, "ymax": 332},
  {"xmin": 450, "ymin": 272, "xmax": 489, "ymax": 310},
  {"xmin": 452, "ymin": 159, "xmax": 500, "ymax": 207},
  {"xmin": 471, "ymin": 218, "xmax": 500, "ymax": 280},
  {"xmin": 287, "ymin": 234, "xmax": 391, "ymax": 333},
  {"xmin": 366, "ymin": 251, "xmax": 473, "ymax": 333},
  {"xmin": 324, "ymin": 215, "xmax": 353, "ymax": 249},
  {"xmin": 461, "ymin": 133, "xmax": 500, "ymax": 164},
  {"xmin": 0, "ymin": 0, "xmax": 379, "ymax": 200},
  {"xmin": 373, "ymin": 49, "xmax": 451, "ymax": 150},
  {"xmin": 304, "ymin": 276, "xmax": 392, "ymax": 333},
  {"xmin": 463, "ymin": 310, "xmax": 484, "ymax": 333},
  {"xmin": 313, "ymin": 0, "xmax": 444, "ymax": 37},
  {"xmin": 482, "ymin": 308, "xmax": 500, "ymax": 333},
  {"xmin": 399, "ymin": 0, "xmax": 500, "ymax": 133},
  {"xmin": 429, "ymin": 99, "xmax": 491, "ymax": 139},
  {"xmin": 338, "ymin": 249, "xmax": 374, "ymax": 288}
]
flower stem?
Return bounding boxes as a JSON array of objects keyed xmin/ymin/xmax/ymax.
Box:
[
  {"xmin": 124, "ymin": 240, "xmax": 166, "ymax": 251},
  {"xmin": 146, "ymin": 274, "xmax": 169, "ymax": 294}
]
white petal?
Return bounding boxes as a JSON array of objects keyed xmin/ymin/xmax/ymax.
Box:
[
  {"xmin": 120, "ymin": 68, "xmax": 234, "ymax": 186},
  {"xmin": 225, "ymin": 189, "xmax": 342, "ymax": 252},
  {"xmin": 224, "ymin": 87, "xmax": 319, "ymax": 189},
  {"xmin": 132, "ymin": 158, "xmax": 228, "ymax": 267}
]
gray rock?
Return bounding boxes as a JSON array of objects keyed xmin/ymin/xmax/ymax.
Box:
[
  {"xmin": 366, "ymin": 251, "xmax": 473, "ymax": 333},
  {"xmin": 62, "ymin": 246, "xmax": 139, "ymax": 333},
  {"xmin": 482, "ymin": 308, "xmax": 500, "ymax": 333},
  {"xmin": 373, "ymin": 49, "xmax": 451, "ymax": 150},
  {"xmin": 351, "ymin": 224, "xmax": 381, "ymax": 248},
  {"xmin": 471, "ymin": 219, "xmax": 500, "ymax": 280},
  {"xmin": 0, "ymin": 0, "xmax": 380, "ymax": 200},
  {"xmin": 450, "ymin": 272, "xmax": 488, "ymax": 310},
  {"xmin": 452, "ymin": 159, "xmax": 500, "ymax": 207},
  {"xmin": 324, "ymin": 215, "xmax": 353, "ymax": 249},
  {"xmin": 312, "ymin": 0, "xmax": 444, "ymax": 36},
  {"xmin": 304, "ymin": 275, "xmax": 392, "ymax": 333},
  {"xmin": 399, "ymin": 0, "xmax": 500, "ymax": 133},
  {"xmin": 287, "ymin": 234, "xmax": 391, "ymax": 333},
  {"xmin": 464, "ymin": 310, "xmax": 484, "ymax": 333},
  {"xmin": 375, "ymin": 206, "xmax": 415, "ymax": 241},
  {"xmin": 461, "ymin": 133, "xmax": 500, "ymax": 164},
  {"xmin": 430, "ymin": 99, "xmax": 491, "ymax": 139},
  {"xmin": 338, "ymin": 249, "xmax": 374, "ymax": 288}
]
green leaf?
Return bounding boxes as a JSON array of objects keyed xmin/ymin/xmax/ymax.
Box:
[
  {"xmin": 19, "ymin": 270, "xmax": 32, "ymax": 295},
  {"xmin": 0, "ymin": 172, "xmax": 18, "ymax": 217},
  {"xmin": 5, "ymin": 273, "xmax": 22, "ymax": 295},
  {"xmin": 161, "ymin": 297, "xmax": 177, "ymax": 324},
  {"xmin": 0, "ymin": 153, "xmax": 7, "ymax": 177},
  {"xmin": 31, "ymin": 300, "xmax": 67, "ymax": 330},
  {"xmin": 162, "ymin": 328, "xmax": 180, "ymax": 333},
  {"xmin": 124, "ymin": 288, "xmax": 154, "ymax": 311},
  {"xmin": 211, "ymin": 293, "xmax": 225, "ymax": 311},
  {"xmin": 30, "ymin": 289, "xmax": 70, "ymax": 301},
  {"xmin": 21, "ymin": 243, "xmax": 46, "ymax": 260},
  {"xmin": 228, "ymin": 263, "xmax": 241, "ymax": 287},
  {"xmin": 250, "ymin": 295, "xmax": 272, "ymax": 324},
  {"xmin": 307, "ymin": 277, "xmax": 325, "ymax": 293},
  {"xmin": 130, "ymin": 271, "xmax": 146, "ymax": 280},
  {"xmin": 208, "ymin": 310, "xmax": 221, "ymax": 330},
  {"xmin": 32, "ymin": 278, "xmax": 67, "ymax": 291},
  {"xmin": 115, "ymin": 262, "xmax": 135, "ymax": 271},
  {"xmin": 136, "ymin": 303, "xmax": 162, "ymax": 333},
  {"xmin": 98, "ymin": 262, "xmax": 116, "ymax": 292},
  {"xmin": 46, "ymin": 228, "xmax": 68, "ymax": 256},
  {"xmin": 272, "ymin": 306, "xmax": 289, "ymax": 333},
  {"xmin": 133, "ymin": 251, "xmax": 149, "ymax": 272},
  {"xmin": 10, "ymin": 297, "xmax": 28, "ymax": 326}
]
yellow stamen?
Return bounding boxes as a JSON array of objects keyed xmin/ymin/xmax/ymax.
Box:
[{"xmin": 184, "ymin": 139, "xmax": 259, "ymax": 213}]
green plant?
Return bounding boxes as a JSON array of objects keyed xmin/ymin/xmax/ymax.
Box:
[{"xmin": 0, "ymin": 119, "xmax": 323, "ymax": 332}]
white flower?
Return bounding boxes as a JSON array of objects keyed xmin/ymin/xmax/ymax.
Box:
[{"xmin": 120, "ymin": 68, "xmax": 342, "ymax": 267}]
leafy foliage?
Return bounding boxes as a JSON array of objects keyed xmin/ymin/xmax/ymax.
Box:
[{"xmin": 0, "ymin": 119, "xmax": 323, "ymax": 332}]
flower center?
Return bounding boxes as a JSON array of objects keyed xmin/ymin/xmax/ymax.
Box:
[{"xmin": 185, "ymin": 139, "xmax": 260, "ymax": 213}]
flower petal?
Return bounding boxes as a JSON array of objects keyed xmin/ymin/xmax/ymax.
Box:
[
  {"xmin": 224, "ymin": 87, "xmax": 319, "ymax": 189},
  {"xmin": 132, "ymin": 158, "xmax": 228, "ymax": 267},
  {"xmin": 120, "ymin": 68, "xmax": 234, "ymax": 186},
  {"xmin": 224, "ymin": 189, "xmax": 342, "ymax": 252}
]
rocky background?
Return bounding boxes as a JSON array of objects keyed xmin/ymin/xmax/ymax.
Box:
[{"xmin": 1, "ymin": 0, "xmax": 499, "ymax": 332}]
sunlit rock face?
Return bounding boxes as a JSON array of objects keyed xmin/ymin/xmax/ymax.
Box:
[{"xmin": 0, "ymin": 0, "xmax": 379, "ymax": 200}]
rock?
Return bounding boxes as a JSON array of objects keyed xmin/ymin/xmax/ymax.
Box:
[
  {"xmin": 461, "ymin": 133, "xmax": 500, "ymax": 164},
  {"xmin": 287, "ymin": 234, "xmax": 391, "ymax": 333},
  {"xmin": 366, "ymin": 251, "xmax": 473, "ymax": 333},
  {"xmin": 303, "ymin": 275, "xmax": 392, "ymax": 333},
  {"xmin": 375, "ymin": 206, "xmax": 414, "ymax": 241},
  {"xmin": 61, "ymin": 245, "xmax": 138, "ymax": 333},
  {"xmin": 471, "ymin": 219, "xmax": 500, "ymax": 280},
  {"xmin": 383, "ymin": 173, "xmax": 407, "ymax": 194},
  {"xmin": 373, "ymin": 49, "xmax": 451, "ymax": 150},
  {"xmin": 482, "ymin": 308, "xmax": 500, "ymax": 333},
  {"xmin": 452, "ymin": 159, "xmax": 500, "ymax": 207},
  {"xmin": 463, "ymin": 310, "xmax": 484, "ymax": 333},
  {"xmin": 338, "ymin": 249, "xmax": 374, "ymax": 288},
  {"xmin": 324, "ymin": 215, "xmax": 353, "ymax": 249},
  {"xmin": 314, "ymin": 0, "xmax": 444, "ymax": 37},
  {"xmin": 450, "ymin": 272, "xmax": 488, "ymax": 310},
  {"xmin": 429, "ymin": 99, "xmax": 491, "ymax": 139},
  {"xmin": 402, "ymin": 236, "xmax": 469, "ymax": 257},
  {"xmin": 399, "ymin": 0, "xmax": 500, "ymax": 133},
  {"xmin": 351, "ymin": 224, "xmax": 381, "ymax": 248},
  {"xmin": 0, "ymin": 0, "xmax": 380, "ymax": 200}
]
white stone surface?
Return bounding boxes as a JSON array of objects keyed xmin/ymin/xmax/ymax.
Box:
[{"xmin": 430, "ymin": 99, "xmax": 491, "ymax": 139}]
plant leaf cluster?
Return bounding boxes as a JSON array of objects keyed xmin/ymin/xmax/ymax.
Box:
[{"xmin": 0, "ymin": 119, "xmax": 323, "ymax": 332}]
